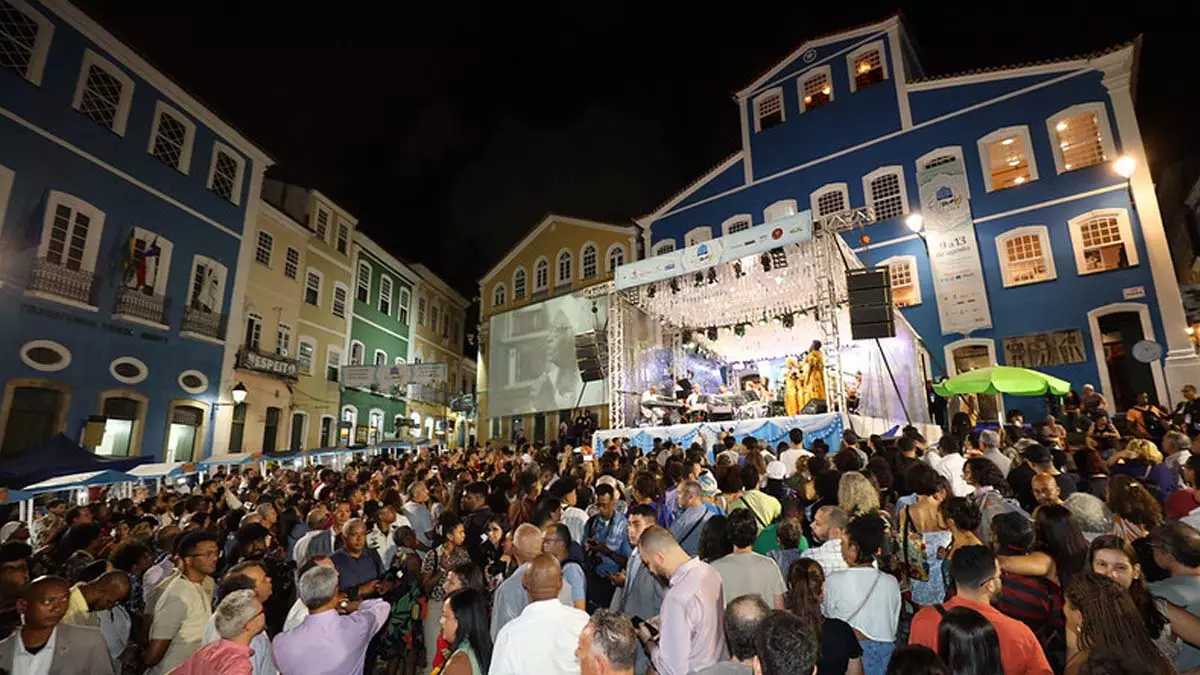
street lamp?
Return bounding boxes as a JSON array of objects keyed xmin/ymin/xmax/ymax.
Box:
[
  {"xmin": 231, "ymin": 382, "xmax": 248, "ymax": 405},
  {"xmin": 905, "ymin": 212, "xmax": 931, "ymax": 258},
  {"xmin": 1113, "ymin": 155, "xmax": 1137, "ymax": 179}
]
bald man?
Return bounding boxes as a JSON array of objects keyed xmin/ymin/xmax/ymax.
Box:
[
  {"xmin": 491, "ymin": 554, "xmax": 591, "ymax": 675},
  {"xmin": 490, "ymin": 524, "xmax": 575, "ymax": 640},
  {"xmin": 63, "ymin": 570, "xmax": 131, "ymax": 627},
  {"xmin": 1031, "ymin": 473, "xmax": 1063, "ymax": 508},
  {"xmin": 0, "ymin": 576, "xmax": 113, "ymax": 673}
]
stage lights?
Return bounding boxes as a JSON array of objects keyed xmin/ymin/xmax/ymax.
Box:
[
  {"xmin": 734, "ymin": 323, "xmax": 746, "ymax": 339},
  {"xmin": 758, "ymin": 314, "xmax": 768, "ymax": 326},
  {"xmin": 782, "ymin": 313, "xmax": 795, "ymax": 328},
  {"xmin": 769, "ymin": 247, "xmax": 788, "ymax": 269},
  {"xmin": 646, "ymin": 283, "xmax": 656, "ymax": 298},
  {"xmin": 732, "ymin": 261, "xmax": 746, "ymax": 278},
  {"xmin": 706, "ymin": 268, "xmax": 718, "ymax": 285},
  {"xmin": 706, "ymin": 327, "xmax": 718, "ymax": 341},
  {"xmin": 693, "ymin": 271, "xmax": 704, "ymax": 288},
  {"xmin": 681, "ymin": 330, "xmax": 693, "ymax": 347},
  {"xmin": 760, "ymin": 252, "xmax": 772, "ymax": 273},
  {"xmin": 670, "ymin": 279, "xmax": 680, "ymax": 294}
]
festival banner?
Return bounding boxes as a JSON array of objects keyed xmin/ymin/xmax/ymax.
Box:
[
  {"xmin": 340, "ymin": 362, "xmax": 448, "ymax": 389},
  {"xmin": 916, "ymin": 156, "xmax": 992, "ymax": 335}
]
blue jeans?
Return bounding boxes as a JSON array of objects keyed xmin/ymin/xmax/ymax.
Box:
[{"xmin": 859, "ymin": 640, "xmax": 895, "ymax": 675}]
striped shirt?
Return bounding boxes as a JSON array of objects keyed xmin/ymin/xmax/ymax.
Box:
[{"xmin": 992, "ymin": 572, "xmax": 1063, "ymax": 646}]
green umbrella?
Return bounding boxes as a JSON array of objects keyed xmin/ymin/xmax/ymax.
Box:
[{"xmin": 933, "ymin": 366, "xmax": 1071, "ymax": 398}]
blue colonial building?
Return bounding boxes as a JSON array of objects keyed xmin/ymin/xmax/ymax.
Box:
[
  {"xmin": 639, "ymin": 16, "xmax": 1200, "ymax": 421},
  {"xmin": 0, "ymin": 0, "xmax": 271, "ymax": 460}
]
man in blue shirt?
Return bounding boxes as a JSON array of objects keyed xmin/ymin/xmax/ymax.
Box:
[
  {"xmin": 584, "ymin": 483, "xmax": 631, "ymax": 610},
  {"xmin": 330, "ymin": 519, "xmax": 388, "ymax": 600},
  {"xmin": 543, "ymin": 523, "xmax": 587, "ymax": 610}
]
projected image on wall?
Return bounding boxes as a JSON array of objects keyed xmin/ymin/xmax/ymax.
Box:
[{"xmin": 488, "ymin": 292, "xmax": 609, "ymax": 418}]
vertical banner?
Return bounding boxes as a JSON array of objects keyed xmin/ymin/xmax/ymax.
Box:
[{"xmin": 916, "ymin": 155, "xmax": 992, "ymax": 335}]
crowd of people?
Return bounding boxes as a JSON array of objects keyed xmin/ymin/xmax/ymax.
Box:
[{"xmin": 3, "ymin": 386, "xmax": 1200, "ymax": 674}]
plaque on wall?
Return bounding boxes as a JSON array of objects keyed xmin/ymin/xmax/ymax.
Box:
[{"xmin": 1002, "ymin": 330, "xmax": 1087, "ymax": 368}]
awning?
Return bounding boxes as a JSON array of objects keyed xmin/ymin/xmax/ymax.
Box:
[
  {"xmin": 23, "ymin": 470, "xmax": 138, "ymax": 493},
  {"xmin": 126, "ymin": 462, "xmax": 198, "ymax": 479}
]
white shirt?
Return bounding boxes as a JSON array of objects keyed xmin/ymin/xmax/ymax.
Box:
[
  {"xmin": 822, "ymin": 567, "xmax": 901, "ymax": 642},
  {"xmin": 778, "ymin": 447, "xmax": 812, "ymax": 477},
  {"xmin": 367, "ymin": 524, "xmax": 398, "ymax": 570},
  {"xmin": 1167, "ymin": 450, "xmax": 1193, "ymax": 489},
  {"xmin": 203, "ymin": 614, "xmax": 277, "ymax": 675},
  {"xmin": 490, "ymin": 598, "xmax": 590, "ymax": 675},
  {"xmin": 283, "ymin": 598, "xmax": 308, "ymax": 633},
  {"xmin": 142, "ymin": 557, "xmax": 175, "ymax": 604},
  {"xmin": 98, "ymin": 606, "xmax": 131, "ymax": 658},
  {"xmin": 928, "ymin": 452, "xmax": 973, "ymax": 497},
  {"xmin": 1182, "ymin": 505, "xmax": 1200, "ymax": 534},
  {"xmin": 561, "ymin": 506, "xmax": 589, "ymax": 545},
  {"xmin": 800, "ymin": 539, "xmax": 849, "ymax": 575},
  {"xmin": 13, "ymin": 625, "xmax": 57, "ymax": 675}
]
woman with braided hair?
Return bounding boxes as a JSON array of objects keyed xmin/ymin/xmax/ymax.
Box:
[
  {"xmin": 1105, "ymin": 475, "xmax": 1164, "ymax": 543},
  {"xmin": 786, "ymin": 558, "xmax": 864, "ymax": 675},
  {"xmin": 1063, "ymin": 572, "xmax": 1173, "ymax": 675}
]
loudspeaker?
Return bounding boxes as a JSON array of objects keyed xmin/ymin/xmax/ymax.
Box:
[
  {"xmin": 574, "ymin": 331, "xmax": 608, "ymax": 382},
  {"xmin": 846, "ymin": 267, "xmax": 896, "ymax": 339},
  {"xmin": 801, "ymin": 399, "xmax": 828, "ymax": 414}
]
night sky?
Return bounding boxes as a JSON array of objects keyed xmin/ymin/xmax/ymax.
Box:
[{"xmin": 76, "ymin": 1, "xmax": 1200, "ymax": 301}]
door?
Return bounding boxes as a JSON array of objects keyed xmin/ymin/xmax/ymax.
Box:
[
  {"xmin": 262, "ymin": 407, "xmax": 280, "ymax": 453},
  {"xmin": 1, "ymin": 387, "xmax": 63, "ymax": 457},
  {"xmin": 952, "ymin": 345, "xmax": 1001, "ymax": 423},
  {"xmin": 319, "ymin": 417, "xmax": 333, "ymax": 448},
  {"xmin": 1098, "ymin": 312, "xmax": 1157, "ymax": 411},
  {"xmin": 166, "ymin": 405, "xmax": 204, "ymax": 462},
  {"xmin": 98, "ymin": 397, "xmax": 139, "ymax": 456},
  {"xmin": 534, "ymin": 414, "xmax": 546, "ymax": 443},
  {"xmin": 229, "ymin": 403, "xmax": 246, "ymax": 454},
  {"xmin": 290, "ymin": 413, "xmax": 305, "ymax": 450}
]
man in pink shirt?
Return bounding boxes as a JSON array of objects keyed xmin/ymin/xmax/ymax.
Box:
[
  {"xmin": 173, "ymin": 589, "xmax": 264, "ymax": 675},
  {"xmin": 272, "ymin": 565, "xmax": 389, "ymax": 675}
]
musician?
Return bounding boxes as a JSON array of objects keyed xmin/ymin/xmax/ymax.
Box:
[
  {"xmin": 783, "ymin": 356, "xmax": 803, "ymax": 415},
  {"xmin": 801, "ymin": 340, "xmax": 827, "ymax": 410},
  {"xmin": 685, "ymin": 384, "xmax": 702, "ymax": 410},
  {"xmin": 675, "ymin": 370, "xmax": 694, "ymax": 402},
  {"xmin": 641, "ymin": 385, "xmax": 663, "ymax": 425}
]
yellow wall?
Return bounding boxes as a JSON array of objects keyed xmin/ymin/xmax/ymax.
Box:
[{"xmin": 410, "ymin": 265, "xmax": 470, "ymax": 447}]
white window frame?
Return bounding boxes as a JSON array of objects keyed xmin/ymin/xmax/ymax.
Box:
[
  {"xmin": 914, "ymin": 146, "xmax": 971, "ymax": 198},
  {"xmin": 304, "ymin": 268, "xmax": 323, "ymax": 306},
  {"xmin": 378, "ymin": 274, "xmax": 393, "ymax": 315},
  {"xmin": 752, "ymin": 87, "xmax": 785, "ymax": 132},
  {"xmin": 879, "ymin": 255, "xmax": 921, "ymax": 307},
  {"xmin": 276, "ymin": 322, "xmax": 291, "ymax": 356},
  {"xmin": 861, "ymin": 166, "xmax": 910, "ymax": 223},
  {"xmin": 605, "ymin": 243, "xmax": 626, "ymax": 272},
  {"xmin": 297, "ymin": 336, "xmax": 317, "ymax": 375},
  {"xmin": 37, "ymin": 191, "xmax": 105, "ymax": 273},
  {"xmin": 651, "ymin": 239, "xmax": 676, "ymax": 256},
  {"xmin": 533, "ymin": 257, "xmax": 549, "ymax": 291},
  {"xmin": 763, "ymin": 200, "xmax": 798, "ymax": 223},
  {"xmin": 326, "ymin": 346, "xmax": 343, "ymax": 382},
  {"xmin": 313, "ymin": 206, "xmax": 331, "ymax": 242},
  {"xmin": 331, "ymin": 282, "xmax": 349, "ymax": 319},
  {"xmin": 186, "ymin": 255, "xmax": 228, "ymax": 315},
  {"xmin": 683, "ymin": 227, "xmax": 712, "ymax": 248},
  {"xmin": 977, "ymin": 126, "xmax": 1039, "ymax": 193},
  {"xmin": 398, "ymin": 287, "xmax": 411, "ymax": 324},
  {"xmin": 721, "ymin": 214, "xmax": 753, "ymax": 236},
  {"xmin": 580, "ymin": 242, "xmax": 599, "ymax": 279},
  {"xmin": 356, "ymin": 261, "xmax": 372, "ymax": 304},
  {"xmin": 3, "ymin": 0, "xmax": 53, "ymax": 85},
  {"xmin": 1045, "ymin": 102, "xmax": 1117, "ymax": 175},
  {"xmin": 493, "ymin": 282, "xmax": 507, "ymax": 309},
  {"xmin": 373, "ymin": 349, "xmax": 387, "ymax": 366},
  {"xmin": 417, "ymin": 294, "xmax": 427, "ymax": 326},
  {"xmin": 336, "ymin": 222, "xmax": 349, "ymax": 255},
  {"xmin": 245, "ymin": 312, "xmax": 263, "ymax": 350},
  {"xmin": 284, "ymin": 247, "xmax": 300, "ymax": 280},
  {"xmin": 289, "ymin": 411, "xmax": 308, "ymax": 450},
  {"xmin": 124, "ymin": 226, "xmax": 173, "ymax": 296},
  {"xmin": 797, "ymin": 65, "xmax": 834, "ymax": 113},
  {"xmin": 512, "ymin": 266, "xmax": 527, "ymax": 299},
  {"xmin": 254, "ymin": 230, "xmax": 273, "ymax": 266},
  {"xmin": 146, "ymin": 101, "xmax": 196, "ymax": 173},
  {"xmin": 341, "ymin": 405, "xmax": 358, "ymax": 427},
  {"xmin": 810, "ymin": 183, "xmax": 850, "ymax": 217},
  {"xmin": 1067, "ymin": 208, "xmax": 1139, "ymax": 276},
  {"xmin": 995, "ymin": 225, "xmax": 1057, "ymax": 288},
  {"xmin": 206, "ymin": 141, "xmax": 247, "ymax": 205},
  {"xmin": 71, "ymin": 49, "xmax": 135, "ymax": 136},
  {"xmin": 847, "ymin": 40, "xmax": 889, "ymax": 93},
  {"xmin": 556, "ymin": 248, "xmax": 573, "ymax": 286}
]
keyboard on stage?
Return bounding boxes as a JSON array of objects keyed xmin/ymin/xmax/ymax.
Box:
[{"xmin": 643, "ymin": 397, "xmax": 685, "ymax": 409}]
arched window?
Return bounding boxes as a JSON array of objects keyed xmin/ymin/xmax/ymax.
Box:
[
  {"xmin": 915, "ymin": 146, "xmax": 970, "ymax": 198},
  {"xmin": 753, "ymin": 87, "xmax": 784, "ymax": 132},
  {"xmin": 651, "ymin": 239, "xmax": 676, "ymax": 256},
  {"xmin": 722, "ymin": 215, "xmax": 752, "ymax": 236},
  {"xmin": 879, "ymin": 255, "xmax": 921, "ymax": 307},
  {"xmin": 862, "ymin": 167, "xmax": 909, "ymax": 222},
  {"xmin": 493, "ymin": 283, "xmax": 506, "ymax": 308},
  {"xmin": 581, "ymin": 243, "xmax": 598, "ymax": 278},
  {"xmin": 534, "ymin": 257, "xmax": 549, "ymax": 291},
  {"xmin": 995, "ymin": 226, "xmax": 1056, "ymax": 287},
  {"xmin": 763, "ymin": 200, "xmax": 797, "ymax": 223},
  {"xmin": 977, "ymin": 126, "xmax": 1038, "ymax": 192},
  {"xmin": 512, "ymin": 267, "xmax": 527, "ymax": 300},
  {"xmin": 684, "ymin": 227, "xmax": 712, "ymax": 247},
  {"xmin": 810, "ymin": 184, "xmax": 849, "ymax": 217},
  {"xmin": 349, "ymin": 340, "xmax": 365, "ymax": 366},
  {"xmin": 1046, "ymin": 102, "xmax": 1115, "ymax": 174},
  {"xmin": 848, "ymin": 41, "xmax": 888, "ymax": 92},
  {"xmin": 356, "ymin": 262, "xmax": 371, "ymax": 303},
  {"xmin": 556, "ymin": 250, "xmax": 573, "ymax": 285},
  {"xmin": 1068, "ymin": 208, "xmax": 1138, "ymax": 275},
  {"xmin": 799, "ymin": 66, "xmax": 833, "ymax": 112},
  {"xmin": 373, "ymin": 350, "xmax": 387, "ymax": 366},
  {"xmin": 606, "ymin": 244, "xmax": 626, "ymax": 272}
]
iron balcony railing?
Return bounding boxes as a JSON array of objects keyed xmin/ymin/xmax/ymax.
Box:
[
  {"xmin": 182, "ymin": 306, "xmax": 224, "ymax": 339},
  {"xmin": 114, "ymin": 286, "xmax": 170, "ymax": 325},
  {"xmin": 27, "ymin": 257, "xmax": 98, "ymax": 305},
  {"xmin": 407, "ymin": 383, "xmax": 449, "ymax": 406}
]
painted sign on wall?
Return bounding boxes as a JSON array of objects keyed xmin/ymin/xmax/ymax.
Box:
[{"xmin": 1003, "ymin": 329, "xmax": 1087, "ymax": 368}]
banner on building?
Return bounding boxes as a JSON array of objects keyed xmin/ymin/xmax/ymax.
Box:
[
  {"xmin": 614, "ymin": 211, "xmax": 814, "ymax": 290},
  {"xmin": 341, "ymin": 362, "xmax": 447, "ymax": 389},
  {"xmin": 1003, "ymin": 330, "xmax": 1087, "ymax": 368},
  {"xmin": 916, "ymin": 156, "xmax": 992, "ymax": 335}
]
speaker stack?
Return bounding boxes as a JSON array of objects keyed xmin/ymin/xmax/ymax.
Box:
[
  {"xmin": 574, "ymin": 331, "xmax": 608, "ymax": 382},
  {"xmin": 846, "ymin": 267, "xmax": 896, "ymax": 339}
]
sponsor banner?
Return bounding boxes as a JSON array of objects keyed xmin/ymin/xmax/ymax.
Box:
[
  {"xmin": 614, "ymin": 210, "xmax": 814, "ymax": 290},
  {"xmin": 341, "ymin": 362, "xmax": 448, "ymax": 389},
  {"xmin": 916, "ymin": 156, "xmax": 992, "ymax": 335}
]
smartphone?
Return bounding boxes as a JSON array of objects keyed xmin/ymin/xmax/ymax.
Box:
[{"xmin": 631, "ymin": 616, "xmax": 659, "ymax": 639}]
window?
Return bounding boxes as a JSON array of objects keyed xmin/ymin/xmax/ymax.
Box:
[
  {"xmin": 349, "ymin": 341, "xmax": 365, "ymax": 366},
  {"xmin": 206, "ymin": 142, "xmax": 246, "ymax": 204},
  {"xmin": 652, "ymin": 239, "xmax": 676, "ymax": 256},
  {"xmin": 245, "ymin": 313, "xmax": 263, "ymax": 350},
  {"xmin": 276, "ymin": 323, "xmax": 291, "ymax": 356},
  {"xmin": 1068, "ymin": 209, "xmax": 1138, "ymax": 275},
  {"xmin": 336, "ymin": 223, "xmax": 349, "ymax": 254},
  {"xmin": 356, "ymin": 262, "xmax": 371, "ymax": 303},
  {"xmin": 97, "ymin": 394, "xmax": 142, "ymax": 456},
  {"xmin": 72, "ymin": 50, "xmax": 134, "ymax": 135},
  {"xmin": 880, "ymin": 256, "xmax": 921, "ymax": 307},
  {"xmin": 682, "ymin": 228, "xmax": 711, "ymax": 248},
  {"xmin": 606, "ymin": 244, "xmax": 626, "ymax": 272},
  {"xmin": 810, "ymin": 183, "xmax": 849, "ymax": 217},
  {"xmin": 118, "ymin": 227, "xmax": 173, "ymax": 299},
  {"xmin": 862, "ymin": 167, "xmax": 909, "ymax": 222},
  {"xmin": 557, "ymin": 250, "xmax": 573, "ymax": 285},
  {"xmin": 0, "ymin": 384, "xmax": 65, "ymax": 457},
  {"xmin": 331, "ymin": 283, "xmax": 348, "ymax": 318},
  {"xmin": 379, "ymin": 275, "xmax": 393, "ymax": 315},
  {"xmin": 978, "ymin": 126, "xmax": 1038, "ymax": 192},
  {"xmin": 513, "ymin": 267, "xmax": 527, "ymax": 300},
  {"xmin": 304, "ymin": 270, "xmax": 321, "ymax": 306},
  {"xmin": 37, "ymin": 191, "xmax": 104, "ymax": 273},
  {"xmin": 431, "ymin": 303, "xmax": 440, "ymax": 331},
  {"xmin": 581, "ymin": 243, "xmax": 598, "ymax": 278},
  {"xmin": 753, "ymin": 88, "xmax": 784, "ymax": 132},
  {"xmin": 417, "ymin": 295, "xmax": 427, "ymax": 326},
  {"xmin": 915, "ymin": 146, "xmax": 970, "ymax": 198},
  {"xmin": 326, "ymin": 347, "xmax": 342, "ymax": 382},
  {"xmin": 0, "ymin": 0, "xmax": 53, "ymax": 85},
  {"xmin": 147, "ymin": 102, "xmax": 196, "ymax": 173},
  {"xmin": 799, "ymin": 66, "xmax": 833, "ymax": 112},
  {"xmin": 534, "ymin": 258, "xmax": 549, "ymax": 290},
  {"xmin": 722, "ymin": 215, "xmax": 752, "ymax": 236},
  {"xmin": 319, "ymin": 416, "xmax": 334, "ymax": 447},
  {"xmin": 314, "ymin": 207, "xmax": 330, "ymax": 241},
  {"xmin": 185, "ymin": 256, "xmax": 227, "ymax": 315},
  {"xmin": 996, "ymin": 226, "xmax": 1056, "ymax": 287},
  {"xmin": 763, "ymin": 200, "xmax": 797, "ymax": 223},
  {"xmin": 374, "ymin": 350, "xmax": 386, "ymax": 366},
  {"xmin": 848, "ymin": 42, "xmax": 887, "ymax": 92},
  {"xmin": 298, "ymin": 338, "xmax": 316, "ymax": 374},
  {"xmin": 284, "ymin": 247, "xmax": 299, "ymax": 280},
  {"xmin": 398, "ymin": 287, "xmax": 410, "ymax": 324},
  {"xmin": 254, "ymin": 230, "xmax": 273, "ymax": 266},
  {"xmin": 493, "ymin": 283, "xmax": 506, "ymax": 308},
  {"xmin": 1047, "ymin": 103, "xmax": 1115, "ymax": 174}
]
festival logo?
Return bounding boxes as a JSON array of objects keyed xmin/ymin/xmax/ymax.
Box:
[
  {"xmin": 771, "ymin": 227, "xmax": 784, "ymax": 240},
  {"xmin": 695, "ymin": 243, "xmax": 714, "ymax": 264},
  {"xmin": 929, "ymin": 183, "xmax": 964, "ymax": 214}
]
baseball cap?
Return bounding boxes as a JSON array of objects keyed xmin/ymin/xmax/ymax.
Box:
[
  {"xmin": 1021, "ymin": 444, "xmax": 1051, "ymax": 464},
  {"xmin": 234, "ymin": 523, "xmax": 271, "ymax": 546},
  {"xmin": 765, "ymin": 460, "xmax": 787, "ymax": 481}
]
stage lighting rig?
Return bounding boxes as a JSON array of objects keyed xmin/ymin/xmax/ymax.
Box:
[
  {"xmin": 760, "ymin": 252, "xmax": 772, "ymax": 273},
  {"xmin": 734, "ymin": 323, "xmax": 746, "ymax": 339},
  {"xmin": 706, "ymin": 268, "xmax": 718, "ymax": 285},
  {"xmin": 693, "ymin": 272, "xmax": 704, "ymax": 288},
  {"xmin": 646, "ymin": 283, "xmax": 656, "ymax": 298},
  {"xmin": 670, "ymin": 278, "xmax": 680, "ymax": 294},
  {"xmin": 706, "ymin": 327, "xmax": 718, "ymax": 341},
  {"xmin": 769, "ymin": 247, "xmax": 788, "ymax": 269}
]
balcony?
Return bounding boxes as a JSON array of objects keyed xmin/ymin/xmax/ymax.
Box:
[
  {"xmin": 181, "ymin": 306, "xmax": 225, "ymax": 343},
  {"xmin": 114, "ymin": 286, "xmax": 170, "ymax": 328},
  {"xmin": 236, "ymin": 345, "xmax": 299, "ymax": 381},
  {"xmin": 407, "ymin": 383, "xmax": 449, "ymax": 406},
  {"xmin": 26, "ymin": 257, "xmax": 98, "ymax": 309}
]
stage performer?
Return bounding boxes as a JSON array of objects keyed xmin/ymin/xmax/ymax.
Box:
[
  {"xmin": 783, "ymin": 356, "xmax": 804, "ymax": 415},
  {"xmin": 802, "ymin": 340, "xmax": 827, "ymax": 409}
]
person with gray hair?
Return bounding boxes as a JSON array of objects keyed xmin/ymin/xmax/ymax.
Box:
[
  {"xmin": 272, "ymin": 564, "xmax": 391, "ymax": 675},
  {"xmin": 402, "ymin": 480, "xmax": 435, "ymax": 549},
  {"xmin": 576, "ymin": 609, "xmax": 638, "ymax": 675},
  {"xmin": 255, "ymin": 503, "xmax": 278, "ymax": 531},
  {"xmin": 1064, "ymin": 492, "xmax": 1115, "ymax": 542},
  {"xmin": 291, "ymin": 505, "xmax": 333, "ymax": 567},
  {"xmin": 979, "ymin": 429, "xmax": 1013, "ymax": 477},
  {"xmin": 1164, "ymin": 430, "xmax": 1193, "ymax": 489},
  {"xmin": 669, "ymin": 480, "xmax": 712, "ymax": 557},
  {"xmin": 694, "ymin": 595, "xmax": 770, "ymax": 675},
  {"xmin": 170, "ymin": 589, "xmax": 264, "ymax": 675}
]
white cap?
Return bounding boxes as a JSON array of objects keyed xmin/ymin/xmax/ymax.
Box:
[{"xmin": 765, "ymin": 460, "xmax": 787, "ymax": 481}]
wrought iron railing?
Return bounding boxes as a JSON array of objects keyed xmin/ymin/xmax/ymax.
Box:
[
  {"xmin": 114, "ymin": 287, "xmax": 170, "ymax": 325},
  {"xmin": 407, "ymin": 383, "xmax": 449, "ymax": 406},
  {"xmin": 182, "ymin": 306, "xmax": 224, "ymax": 339},
  {"xmin": 27, "ymin": 257, "xmax": 98, "ymax": 305}
]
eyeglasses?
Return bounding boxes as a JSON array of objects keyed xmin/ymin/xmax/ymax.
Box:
[{"xmin": 187, "ymin": 551, "xmax": 220, "ymax": 559}]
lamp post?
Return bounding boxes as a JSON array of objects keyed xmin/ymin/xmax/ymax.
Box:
[
  {"xmin": 207, "ymin": 382, "xmax": 248, "ymax": 458},
  {"xmin": 906, "ymin": 212, "xmax": 930, "ymax": 258}
]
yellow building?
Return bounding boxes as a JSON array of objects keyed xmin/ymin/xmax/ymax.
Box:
[
  {"xmin": 477, "ymin": 214, "xmax": 638, "ymax": 444},
  {"xmin": 408, "ymin": 264, "xmax": 472, "ymax": 448}
]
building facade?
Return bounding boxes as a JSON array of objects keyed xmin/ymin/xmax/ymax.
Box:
[
  {"xmin": 408, "ymin": 264, "xmax": 471, "ymax": 447},
  {"xmin": 340, "ymin": 231, "xmax": 414, "ymax": 444},
  {"xmin": 639, "ymin": 18, "xmax": 1200, "ymax": 420},
  {"xmin": 0, "ymin": 0, "xmax": 271, "ymax": 461},
  {"xmin": 478, "ymin": 214, "xmax": 638, "ymax": 443}
]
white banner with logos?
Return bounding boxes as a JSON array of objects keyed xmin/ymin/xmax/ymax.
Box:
[
  {"xmin": 916, "ymin": 156, "xmax": 992, "ymax": 335},
  {"xmin": 341, "ymin": 362, "xmax": 447, "ymax": 389},
  {"xmin": 615, "ymin": 210, "xmax": 814, "ymax": 290}
]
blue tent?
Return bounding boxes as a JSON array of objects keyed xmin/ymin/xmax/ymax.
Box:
[
  {"xmin": 0, "ymin": 434, "xmax": 148, "ymax": 488},
  {"xmin": 23, "ymin": 469, "xmax": 138, "ymax": 494}
]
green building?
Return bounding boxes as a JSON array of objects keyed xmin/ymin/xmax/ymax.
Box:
[{"xmin": 342, "ymin": 232, "xmax": 416, "ymax": 444}]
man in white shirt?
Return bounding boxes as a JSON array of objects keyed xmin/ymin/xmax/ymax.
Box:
[
  {"xmin": 640, "ymin": 386, "xmax": 663, "ymax": 425},
  {"xmin": 292, "ymin": 507, "xmax": 334, "ymax": 567},
  {"xmin": 402, "ymin": 481, "xmax": 435, "ymax": 549},
  {"xmin": 551, "ymin": 478, "xmax": 590, "ymax": 545},
  {"xmin": 491, "ymin": 554, "xmax": 590, "ymax": 675},
  {"xmin": 799, "ymin": 506, "xmax": 848, "ymax": 575},
  {"xmin": 490, "ymin": 524, "xmax": 574, "ymax": 641},
  {"xmin": 778, "ymin": 429, "xmax": 811, "ymax": 478},
  {"xmin": 1, "ymin": 576, "xmax": 113, "ymax": 675},
  {"xmin": 1165, "ymin": 431, "xmax": 1193, "ymax": 489},
  {"xmin": 927, "ymin": 436, "xmax": 972, "ymax": 498}
]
